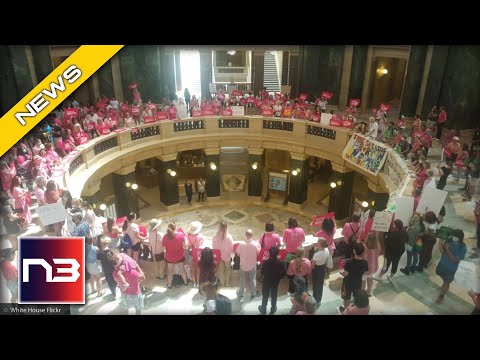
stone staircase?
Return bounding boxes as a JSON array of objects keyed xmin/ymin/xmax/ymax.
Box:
[{"xmin": 263, "ymin": 52, "xmax": 280, "ymax": 93}]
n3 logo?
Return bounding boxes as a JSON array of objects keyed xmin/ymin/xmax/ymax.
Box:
[
  {"xmin": 23, "ymin": 259, "xmax": 81, "ymax": 283},
  {"xmin": 19, "ymin": 237, "xmax": 85, "ymax": 304}
]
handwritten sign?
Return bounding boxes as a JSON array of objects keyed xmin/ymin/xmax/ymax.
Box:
[
  {"xmin": 371, "ymin": 211, "xmax": 394, "ymax": 232},
  {"xmin": 416, "ymin": 187, "xmax": 448, "ymax": 215},
  {"xmin": 36, "ymin": 202, "xmax": 67, "ymax": 226},
  {"xmin": 342, "ymin": 133, "xmax": 390, "ymax": 175},
  {"xmin": 231, "ymin": 106, "xmax": 245, "ymax": 116}
]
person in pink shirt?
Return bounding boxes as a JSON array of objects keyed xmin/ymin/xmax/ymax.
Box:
[
  {"xmin": 360, "ymin": 210, "xmax": 376, "ymax": 242},
  {"xmin": 212, "ymin": 221, "xmax": 234, "ymax": 287},
  {"xmin": 162, "ymin": 222, "xmax": 188, "ymax": 289},
  {"xmin": 96, "ymin": 118, "xmax": 111, "ymax": 136},
  {"xmin": 362, "ymin": 232, "xmax": 381, "ymax": 296},
  {"xmin": 167, "ymin": 103, "xmax": 178, "ymax": 120},
  {"xmin": 283, "ymin": 217, "xmax": 305, "ymax": 254},
  {"xmin": 11, "ymin": 176, "xmax": 32, "ymax": 226},
  {"xmin": 186, "ymin": 221, "xmax": 205, "ymax": 288},
  {"xmin": 341, "ymin": 213, "xmax": 361, "ymax": 259},
  {"xmin": 33, "ymin": 176, "xmax": 47, "ymax": 207},
  {"xmin": 133, "ymin": 88, "xmax": 142, "ymax": 105},
  {"xmin": 236, "ymin": 229, "xmax": 261, "ymax": 299},
  {"xmin": 44, "ymin": 143, "xmax": 61, "ymax": 167},
  {"xmin": 296, "ymin": 296, "xmax": 319, "ymax": 315},
  {"xmin": 287, "ymin": 247, "xmax": 312, "ymax": 294},
  {"xmin": 259, "ymin": 221, "xmax": 281, "ymax": 251},
  {"xmin": 340, "ymin": 289, "xmax": 370, "ymax": 315},
  {"xmin": 32, "ymin": 138, "xmax": 45, "ymax": 156},
  {"xmin": 436, "ymin": 106, "xmax": 447, "ymax": 140},
  {"xmin": 0, "ymin": 159, "xmax": 16, "ymax": 194},
  {"xmin": 315, "ymin": 217, "xmax": 337, "ymax": 256}
]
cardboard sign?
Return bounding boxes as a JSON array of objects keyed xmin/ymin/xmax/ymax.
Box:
[
  {"xmin": 143, "ymin": 116, "xmax": 155, "ymax": 124},
  {"xmin": 299, "ymin": 93, "xmax": 308, "ymax": 101},
  {"xmin": 222, "ymin": 108, "xmax": 233, "ymax": 116},
  {"xmin": 262, "ymin": 108, "xmax": 274, "ymax": 117},
  {"xmin": 416, "ymin": 187, "xmax": 448, "ymax": 216},
  {"xmin": 342, "ymin": 119, "xmax": 353, "ymax": 128},
  {"xmin": 394, "ymin": 197, "xmax": 414, "ymax": 225},
  {"xmin": 329, "ymin": 118, "xmax": 343, "ymax": 127},
  {"xmin": 371, "ymin": 211, "xmax": 394, "ymax": 232},
  {"xmin": 349, "ymin": 99, "xmax": 360, "ymax": 107},
  {"xmin": 321, "ymin": 91, "xmax": 333, "ymax": 100},
  {"xmin": 231, "ymin": 106, "xmax": 245, "ymax": 116},
  {"xmin": 231, "ymin": 90, "xmax": 243, "ymax": 96},
  {"xmin": 310, "ymin": 212, "xmax": 335, "ymax": 227},
  {"xmin": 204, "ymin": 109, "xmax": 216, "ymax": 116},
  {"xmin": 36, "ymin": 201, "xmax": 67, "ymax": 226},
  {"xmin": 192, "ymin": 109, "xmax": 204, "ymax": 117}
]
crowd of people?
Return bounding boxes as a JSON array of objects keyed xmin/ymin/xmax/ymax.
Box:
[{"xmin": 1, "ymin": 87, "xmax": 479, "ymax": 315}]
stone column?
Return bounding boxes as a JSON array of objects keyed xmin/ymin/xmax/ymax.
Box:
[
  {"xmin": 338, "ymin": 46, "xmax": 354, "ymax": 110},
  {"xmin": 400, "ymin": 45, "xmax": 428, "ymax": 117},
  {"xmin": 30, "ymin": 45, "xmax": 53, "ymax": 82},
  {"xmin": 157, "ymin": 155, "xmax": 179, "ymax": 210},
  {"xmin": 248, "ymin": 150, "xmax": 264, "ymax": 199},
  {"xmin": 415, "ymin": 45, "xmax": 434, "ymax": 115},
  {"xmin": 112, "ymin": 165, "xmax": 140, "ymax": 218},
  {"xmin": 328, "ymin": 163, "xmax": 354, "ymax": 220},
  {"xmin": 111, "ymin": 54, "xmax": 124, "ymax": 100},
  {"xmin": 252, "ymin": 50, "xmax": 265, "ymax": 96},
  {"xmin": 205, "ymin": 151, "xmax": 220, "ymax": 200},
  {"xmin": 200, "ymin": 49, "xmax": 213, "ymax": 100},
  {"xmin": 289, "ymin": 49, "xmax": 301, "ymax": 98},
  {"xmin": 360, "ymin": 46, "xmax": 374, "ymax": 114},
  {"xmin": 288, "ymin": 154, "xmax": 309, "ymax": 208},
  {"xmin": 348, "ymin": 45, "xmax": 368, "ymax": 103}
]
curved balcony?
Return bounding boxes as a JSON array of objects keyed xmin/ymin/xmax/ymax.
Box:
[{"xmin": 53, "ymin": 116, "xmax": 402, "ymax": 200}]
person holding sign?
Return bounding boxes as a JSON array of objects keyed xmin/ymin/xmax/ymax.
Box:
[
  {"xmin": 435, "ymin": 230, "xmax": 467, "ymax": 304},
  {"xmin": 375, "ymin": 220, "xmax": 408, "ymax": 282}
]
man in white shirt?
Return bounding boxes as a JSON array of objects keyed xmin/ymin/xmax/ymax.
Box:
[
  {"xmin": 109, "ymin": 98, "xmax": 119, "ymax": 110},
  {"xmin": 311, "ymin": 238, "xmax": 333, "ymax": 304},
  {"xmin": 366, "ymin": 117, "xmax": 378, "ymax": 138}
]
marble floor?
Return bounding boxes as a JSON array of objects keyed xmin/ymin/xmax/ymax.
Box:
[{"xmin": 2, "ymin": 140, "xmax": 480, "ymax": 314}]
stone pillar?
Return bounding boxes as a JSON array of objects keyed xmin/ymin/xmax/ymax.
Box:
[
  {"xmin": 30, "ymin": 45, "xmax": 53, "ymax": 82},
  {"xmin": 97, "ymin": 61, "xmax": 114, "ymax": 98},
  {"xmin": 205, "ymin": 151, "xmax": 220, "ymax": 199},
  {"xmin": 111, "ymin": 54, "xmax": 124, "ymax": 100},
  {"xmin": 421, "ymin": 45, "xmax": 449, "ymax": 118},
  {"xmin": 400, "ymin": 45, "xmax": 428, "ymax": 117},
  {"xmin": 288, "ymin": 154, "xmax": 309, "ymax": 207},
  {"xmin": 348, "ymin": 45, "xmax": 368, "ymax": 103},
  {"xmin": 157, "ymin": 156, "xmax": 179, "ymax": 209},
  {"xmin": 0, "ymin": 46, "xmax": 20, "ymax": 116},
  {"xmin": 328, "ymin": 164, "xmax": 354, "ymax": 220},
  {"xmin": 200, "ymin": 49, "xmax": 213, "ymax": 100},
  {"xmin": 252, "ymin": 51, "xmax": 265, "ymax": 96},
  {"xmin": 248, "ymin": 150, "xmax": 264, "ymax": 199},
  {"xmin": 415, "ymin": 45, "xmax": 434, "ymax": 115},
  {"xmin": 339, "ymin": 45, "xmax": 354, "ymax": 109},
  {"xmin": 281, "ymin": 51, "xmax": 289, "ymax": 87},
  {"xmin": 360, "ymin": 46, "xmax": 374, "ymax": 114},
  {"xmin": 112, "ymin": 165, "xmax": 140, "ymax": 218}
]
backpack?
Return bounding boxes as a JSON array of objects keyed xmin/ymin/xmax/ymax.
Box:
[
  {"xmin": 215, "ymin": 294, "xmax": 232, "ymax": 315},
  {"xmin": 121, "ymin": 233, "xmax": 133, "ymax": 250},
  {"xmin": 348, "ymin": 223, "xmax": 360, "ymax": 243}
]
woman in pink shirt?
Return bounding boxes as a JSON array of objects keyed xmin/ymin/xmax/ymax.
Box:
[
  {"xmin": 362, "ymin": 232, "xmax": 381, "ymax": 296},
  {"xmin": 212, "ymin": 221, "xmax": 234, "ymax": 287},
  {"xmin": 259, "ymin": 221, "xmax": 281, "ymax": 251},
  {"xmin": 0, "ymin": 159, "xmax": 16, "ymax": 194},
  {"xmin": 133, "ymin": 89, "xmax": 142, "ymax": 105},
  {"xmin": 11, "ymin": 176, "xmax": 32, "ymax": 226},
  {"xmin": 96, "ymin": 118, "xmax": 111, "ymax": 136},
  {"xmin": 287, "ymin": 247, "xmax": 312, "ymax": 294},
  {"xmin": 186, "ymin": 221, "xmax": 205, "ymax": 288},
  {"xmin": 162, "ymin": 222, "xmax": 188, "ymax": 289},
  {"xmin": 44, "ymin": 143, "xmax": 61, "ymax": 167},
  {"xmin": 436, "ymin": 106, "xmax": 447, "ymax": 140},
  {"xmin": 315, "ymin": 217, "xmax": 337, "ymax": 256},
  {"xmin": 283, "ymin": 217, "xmax": 305, "ymax": 254}
]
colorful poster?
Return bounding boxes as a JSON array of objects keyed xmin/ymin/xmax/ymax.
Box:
[
  {"xmin": 268, "ymin": 172, "xmax": 287, "ymax": 191},
  {"xmin": 342, "ymin": 133, "xmax": 390, "ymax": 175},
  {"xmin": 371, "ymin": 211, "xmax": 394, "ymax": 232}
]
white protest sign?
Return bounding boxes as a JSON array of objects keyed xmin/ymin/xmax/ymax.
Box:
[
  {"xmin": 320, "ymin": 112, "xmax": 332, "ymax": 126},
  {"xmin": 394, "ymin": 197, "xmax": 414, "ymax": 225},
  {"xmin": 455, "ymin": 260, "xmax": 480, "ymax": 292},
  {"xmin": 231, "ymin": 106, "xmax": 245, "ymax": 116},
  {"xmin": 209, "ymin": 83, "xmax": 216, "ymax": 93},
  {"xmin": 36, "ymin": 202, "xmax": 66, "ymax": 226},
  {"xmin": 371, "ymin": 211, "xmax": 394, "ymax": 232},
  {"xmin": 416, "ymin": 187, "xmax": 448, "ymax": 215}
]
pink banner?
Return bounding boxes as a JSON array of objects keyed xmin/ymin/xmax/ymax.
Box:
[
  {"xmin": 231, "ymin": 90, "xmax": 243, "ymax": 96},
  {"xmin": 99, "ymin": 127, "xmax": 111, "ymax": 135},
  {"xmin": 76, "ymin": 134, "xmax": 90, "ymax": 145},
  {"xmin": 247, "ymin": 97, "xmax": 255, "ymax": 103},
  {"xmin": 143, "ymin": 116, "xmax": 155, "ymax": 124},
  {"xmin": 65, "ymin": 108, "xmax": 78, "ymax": 119},
  {"xmin": 204, "ymin": 109, "xmax": 216, "ymax": 116},
  {"xmin": 109, "ymin": 116, "xmax": 119, "ymax": 127},
  {"xmin": 329, "ymin": 119, "xmax": 342, "ymax": 127},
  {"xmin": 239, "ymin": 97, "xmax": 247, "ymax": 105},
  {"xmin": 342, "ymin": 119, "xmax": 354, "ymax": 128},
  {"xmin": 121, "ymin": 104, "xmax": 130, "ymax": 113},
  {"xmin": 131, "ymin": 106, "xmax": 141, "ymax": 116},
  {"xmin": 310, "ymin": 212, "xmax": 335, "ymax": 227},
  {"xmin": 222, "ymin": 108, "xmax": 233, "ymax": 116},
  {"xmin": 262, "ymin": 108, "xmax": 274, "ymax": 117},
  {"xmin": 321, "ymin": 91, "xmax": 334, "ymax": 100},
  {"xmin": 192, "ymin": 109, "xmax": 204, "ymax": 117},
  {"xmin": 155, "ymin": 112, "xmax": 168, "ymax": 120},
  {"xmin": 349, "ymin": 99, "xmax": 360, "ymax": 107}
]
